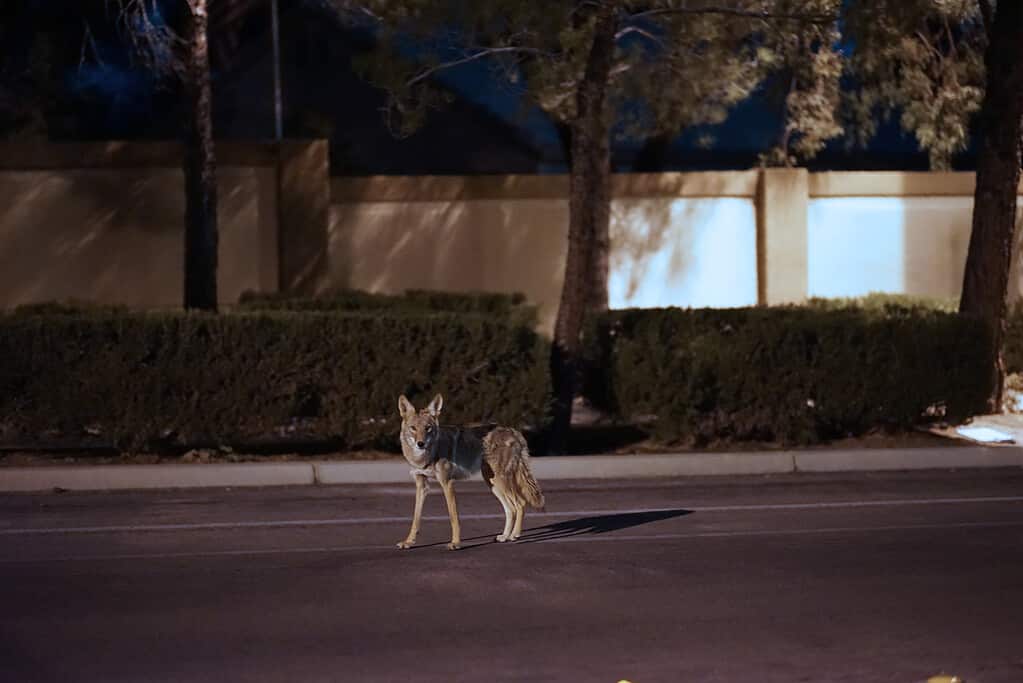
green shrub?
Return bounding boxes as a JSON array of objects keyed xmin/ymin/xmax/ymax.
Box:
[
  {"xmin": 586, "ymin": 305, "xmax": 991, "ymax": 446},
  {"xmin": 805, "ymin": 292, "xmax": 959, "ymax": 314},
  {"xmin": 10, "ymin": 300, "xmax": 130, "ymax": 316},
  {"xmin": 237, "ymin": 288, "xmax": 539, "ymax": 329},
  {"xmin": 810, "ymin": 292, "xmax": 1023, "ymax": 375},
  {"xmin": 1004, "ymin": 302, "xmax": 1023, "ymax": 375},
  {"xmin": 0, "ymin": 293, "xmax": 1001, "ymax": 452},
  {"xmin": 0, "ymin": 310, "xmax": 550, "ymax": 451}
]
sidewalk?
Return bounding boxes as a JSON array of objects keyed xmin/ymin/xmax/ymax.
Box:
[{"xmin": 2, "ymin": 445, "xmax": 1022, "ymax": 493}]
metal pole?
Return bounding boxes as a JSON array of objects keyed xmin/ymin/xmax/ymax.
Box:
[
  {"xmin": 271, "ymin": 0, "xmax": 285, "ymax": 293},
  {"xmin": 271, "ymin": 0, "xmax": 283, "ymax": 140}
]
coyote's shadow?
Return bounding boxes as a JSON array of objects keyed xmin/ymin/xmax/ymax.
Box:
[
  {"xmin": 412, "ymin": 508, "xmax": 691, "ymax": 550},
  {"xmin": 515, "ymin": 508, "xmax": 691, "ymax": 544}
]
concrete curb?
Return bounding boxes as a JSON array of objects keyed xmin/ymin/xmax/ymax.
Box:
[
  {"xmin": 0, "ymin": 463, "xmax": 315, "ymax": 493},
  {"xmin": 2, "ymin": 447, "xmax": 1022, "ymax": 493},
  {"xmin": 529, "ymin": 452, "xmax": 796, "ymax": 479},
  {"xmin": 792, "ymin": 446, "xmax": 1023, "ymax": 472}
]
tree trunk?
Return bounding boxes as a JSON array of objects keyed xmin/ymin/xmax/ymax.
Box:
[
  {"xmin": 959, "ymin": 0, "xmax": 1023, "ymax": 412},
  {"xmin": 548, "ymin": 2, "xmax": 616, "ymax": 454},
  {"xmin": 182, "ymin": 0, "xmax": 218, "ymax": 311},
  {"xmin": 555, "ymin": 119, "xmax": 610, "ymax": 317}
]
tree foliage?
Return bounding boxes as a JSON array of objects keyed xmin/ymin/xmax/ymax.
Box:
[
  {"xmin": 759, "ymin": 14, "xmax": 843, "ymax": 165},
  {"xmin": 844, "ymin": 0, "xmax": 987, "ymax": 169},
  {"xmin": 346, "ymin": 0, "xmax": 843, "ymax": 156},
  {"xmin": 0, "ymin": 12, "xmax": 53, "ymax": 139}
]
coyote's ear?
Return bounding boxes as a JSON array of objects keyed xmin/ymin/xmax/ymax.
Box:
[
  {"xmin": 426, "ymin": 393, "xmax": 443, "ymax": 417},
  {"xmin": 398, "ymin": 394, "xmax": 415, "ymax": 419}
]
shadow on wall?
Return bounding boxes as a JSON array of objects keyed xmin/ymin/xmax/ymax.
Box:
[
  {"xmin": 901, "ymin": 196, "xmax": 975, "ymax": 300},
  {"xmin": 1007, "ymin": 207, "xmax": 1023, "ymax": 304},
  {"xmin": 610, "ymin": 195, "xmax": 758, "ymax": 310},
  {"xmin": 0, "ymin": 169, "xmax": 263, "ymax": 309},
  {"xmin": 328, "ymin": 176, "xmax": 760, "ymax": 334},
  {"xmin": 328, "ymin": 193, "xmax": 568, "ymax": 334}
]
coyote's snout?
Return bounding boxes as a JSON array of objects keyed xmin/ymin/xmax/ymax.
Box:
[{"xmin": 396, "ymin": 394, "xmax": 545, "ymax": 550}]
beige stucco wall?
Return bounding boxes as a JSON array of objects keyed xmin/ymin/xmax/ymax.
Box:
[
  {"xmin": 5, "ymin": 149, "xmax": 1023, "ymax": 324},
  {"xmin": 757, "ymin": 168, "xmax": 809, "ymax": 305},
  {"xmin": 328, "ymin": 198, "xmax": 759, "ymax": 334},
  {"xmin": 609, "ymin": 197, "xmax": 758, "ymax": 310},
  {"xmin": 808, "ymin": 196, "xmax": 974, "ymax": 300},
  {"xmin": 0, "ymin": 166, "xmax": 274, "ymax": 309},
  {"xmin": 328, "ymin": 172, "xmax": 760, "ymax": 334},
  {"xmin": 807, "ymin": 172, "xmax": 1023, "ymax": 302},
  {"xmin": 329, "ymin": 199, "xmax": 569, "ymax": 332}
]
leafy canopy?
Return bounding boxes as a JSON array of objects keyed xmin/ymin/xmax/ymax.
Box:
[
  {"xmin": 844, "ymin": 0, "xmax": 987, "ymax": 169},
  {"xmin": 344, "ymin": 0, "xmax": 842, "ymax": 162}
]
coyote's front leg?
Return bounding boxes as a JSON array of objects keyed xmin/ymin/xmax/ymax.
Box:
[
  {"xmin": 397, "ymin": 473, "xmax": 428, "ymax": 549},
  {"xmin": 436, "ymin": 463, "xmax": 461, "ymax": 550}
]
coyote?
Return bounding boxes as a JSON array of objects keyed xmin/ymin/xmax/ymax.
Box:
[{"xmin": 396, "ymin": 394, "xmax": 545, "ymax": 550}]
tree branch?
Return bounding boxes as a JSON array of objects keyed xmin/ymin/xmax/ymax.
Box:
[
  {"xmin": 628, "ymin": 5, "xmax": 836, "ymax": 25},
  {"xmin": 405, "ymin": 46, "xmax": 550, "ymax": 87},
  {"xmin": 615, "ymin": 25, "xmax": 664, "ymax": 48},
  {"xmin": 108, "ymin": 0, "xmax": 185, "ymax": 77}
]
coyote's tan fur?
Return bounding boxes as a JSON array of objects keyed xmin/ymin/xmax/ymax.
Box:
[{"xmin": 396, "ymin": 394, "xmax": 545, "ymax": 550}]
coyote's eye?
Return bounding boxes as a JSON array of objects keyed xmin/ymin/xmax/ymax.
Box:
[{"xmin": 425, "ymin": 426, "xmax": 434, "ymax": 434}]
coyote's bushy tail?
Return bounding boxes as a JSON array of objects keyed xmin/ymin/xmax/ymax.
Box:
[
  {"xmin": 483, "ymin": 427, "xmax": 546, "ymax": 510},
  {"xmin": 514, "ymin": 463, "xmax": 546, "ymax": 511}
]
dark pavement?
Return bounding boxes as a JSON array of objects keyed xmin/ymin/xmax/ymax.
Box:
[{"xmin": 2, "ymin": 469, "xmax": 1022, "ymax": 682}]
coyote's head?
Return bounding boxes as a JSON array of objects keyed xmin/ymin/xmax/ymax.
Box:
[{"xmin": 398, "ymin": 394, "xmax": 443, "ymax": 462}]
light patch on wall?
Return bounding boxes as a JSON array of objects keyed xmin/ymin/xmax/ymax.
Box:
[
  {"xmin": 609, "ymin": 198, "xmax": 757, "ymax": 309},
  {"xmin": 808, "ymin": 196, "xmax": 975, "ymax": 300},
  {"xmin": 808, "ymin": 197, "xmax": 906, "ymax": 298}
]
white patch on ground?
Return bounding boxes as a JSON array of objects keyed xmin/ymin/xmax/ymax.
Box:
[{"xmin": 954, "ymin": 425, "xmax": 1016, "ymax": 444}]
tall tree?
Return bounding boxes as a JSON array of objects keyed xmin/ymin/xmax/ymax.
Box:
[
  {"xmin": 0, "ymin": 8, "xmax": 52, "ymax": 140},
  {"xmin": 847, "ymin": 0, "xmax": 1023, "ymax": 410},
  {"xmin": 115, "ymin": 0, "xmax": 219, "ymax": 311},
  {"xmin": 959, "ymin": 0, "xmax": 1023, "ymax": 410},
  {"xmin": 335, "ymin": 0, "xmax": 843, "ymax": 451}
]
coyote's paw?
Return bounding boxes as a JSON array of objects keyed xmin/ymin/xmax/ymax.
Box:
[
  {"xmin": 508, "ymin": 533, "xmax": 521, "ymax": 541},
  {"xmin": 396, "ymin": 539, "xmax": 416, "ymax": 549},
  {"xmin": 495, "ymin": 534, "xmax": 509, "ymax": 542},
  {"xmin": 446, "ymin": 542, "xmax": 461, "ymax": 551}
]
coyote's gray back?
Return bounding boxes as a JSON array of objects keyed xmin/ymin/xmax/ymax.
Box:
[{"xmin": 429, "ymin": 425, "xmax": 489, "ymax": 479}]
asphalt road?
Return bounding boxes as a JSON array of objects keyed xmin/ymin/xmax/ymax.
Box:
[{"xmin": 2, "ymin": 469, "xmax": 1022, "ymax": 682}]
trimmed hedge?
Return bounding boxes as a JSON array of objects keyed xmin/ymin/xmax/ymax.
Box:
[
  {"xmin": 1004, "ymin": 302, "xmax": 1023, "ymax": 374},
  {"xmin": 585, "ymin": 305, "xmax": 992, "ymax": 446},
  {"xmin": 807, "ymin": 292, "xmax": 1023, "ymax": 374},
  {"xmin": 237, "ymin": 288, "xmax": 539, "ymax": 328},
  {"xmin": 0, "ymin": 310, "xmax": 550, "ymax": 451},
  {"xmin": 1, "ymin": 293, "xmax": 1005, "ymax": 452},
  {"xmin": 805, "ymin": 293, "xmax": 959, "ymax": 313}
]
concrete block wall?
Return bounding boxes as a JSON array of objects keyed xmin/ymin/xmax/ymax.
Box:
[{"xmin": 3, "ymin": 142, "xmax": 1022, "ymax": 331}]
